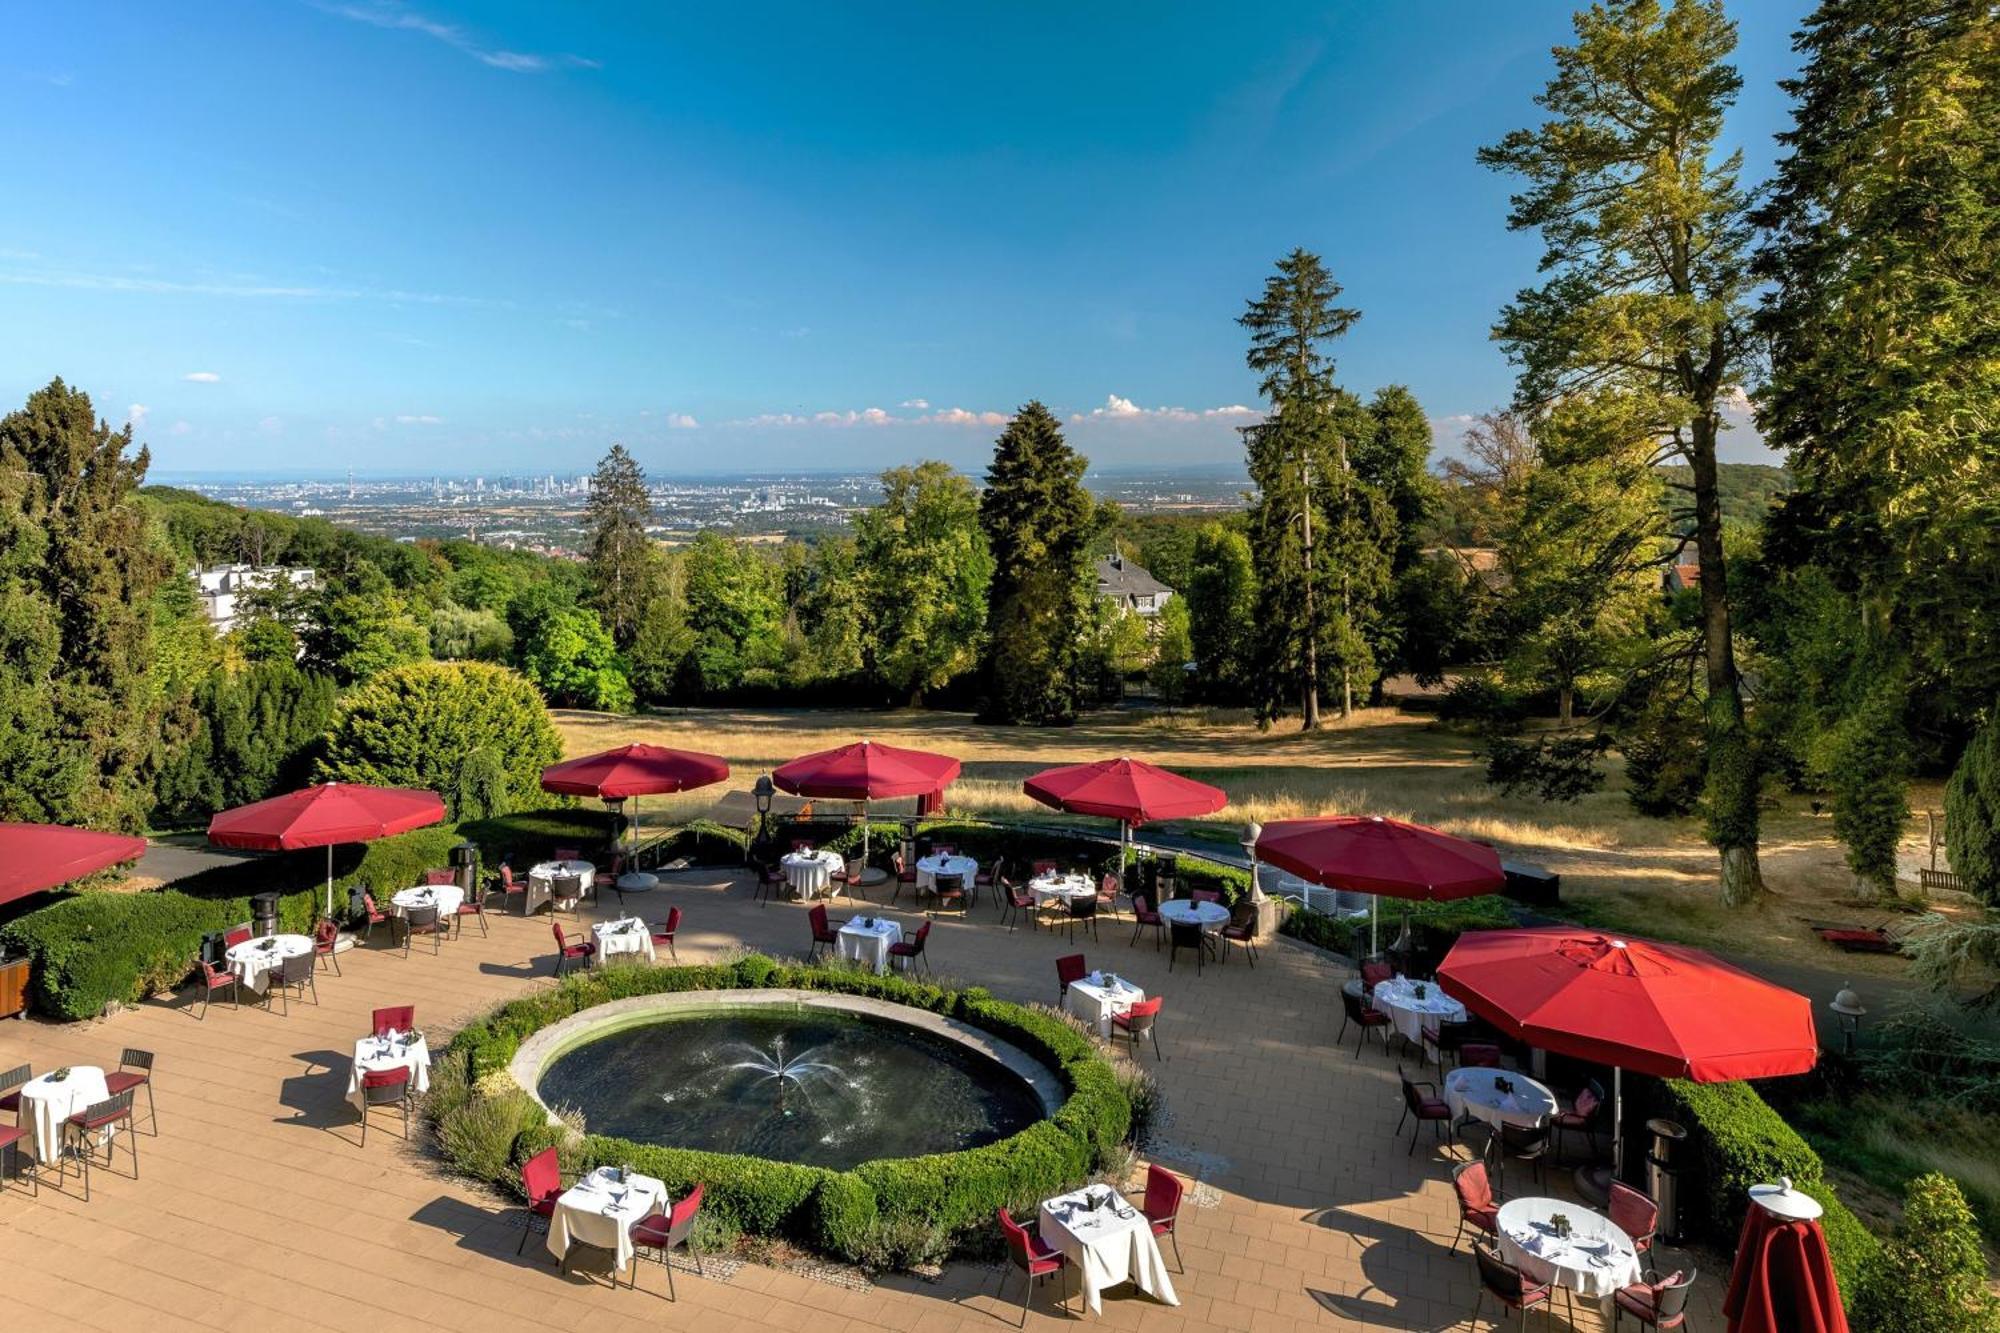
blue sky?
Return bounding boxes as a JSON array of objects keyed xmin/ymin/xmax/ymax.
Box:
[{"xmin": 1, "ymin": 1, "xmax": 1809, "ymax": 475}]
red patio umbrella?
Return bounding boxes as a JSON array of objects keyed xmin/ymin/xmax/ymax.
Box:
[
  {"xmin": 540, "ymin": 743, "xmax": 730, "ymax": 858},
  {"xmin": 1024, "ymin": 757, "xmax": 1227, "ymax": 874},
  {"xmin": 1437, "ymin": 926, "xmax": 1818, "ymax": 1174},
  {"xmin": 772, "ymin": 740, "xmax": 961, "ymax": 858},
  {"xmin": 0, "ymin": 822, "xmax": 148, "ymax": 910},
  {"xmin": 1255, "ymin": 814, "xmax": 1505, "ymax": 950},
  {"xmin": 1724, "ymin": 1182, "xmax": 1849, "ymax": 1333},
  {"xmin": 208, "ymin": 782, "xmax": 448, "ymax": 917}
]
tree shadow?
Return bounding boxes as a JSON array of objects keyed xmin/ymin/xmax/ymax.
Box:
[
  {"xmin": 1301, "ymin": 1201, "xmax": 1470, "ymax": 1331},
  {"xmin": 273, "ymin": 1047, "xmax": 362, "ymax": 1136}
]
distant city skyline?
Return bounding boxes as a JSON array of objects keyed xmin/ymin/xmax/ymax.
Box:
[{"xmin": 4, "ymin": 3, "xmax": 1802, "ymax": 472}]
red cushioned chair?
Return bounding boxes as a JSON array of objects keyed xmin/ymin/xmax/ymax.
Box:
[
  {"xmin": 515, "ymin": 1145, "xmax": 566, "ymax": 1255},
  {"xmin": 1129, "ymin": 891, "xmax": 1165, "ymax": 950},
  {"xmin": 191, "ymin": 955, "xmax": 238, "ymax": 1020},
  {"xmin": 553, "ymin": 847, "xmax": 582, "ymax": 862},
  {"xmin": 628, "ymin": 1181, "xmax": 706, "ymax": 1299},
  {"xmin": 1055, "ymin": 953, "xmax": 1088, "ymax": 1006},
  {"xmin": 62, "ymin": 1088, "xmax": 136, "ymax": 1201},
  {"xmin": 1189, "ymin": 888, "xmax": 1222, "ymax": 907},
  {"xmin": 372, "ymin": 1005, "xmax": 416, "ymax": 1037},
  {"xmin": 1095, "ymin": 872, "xmax": 1122, "ymax": 920},
  {"xmin": 1554, "ymin": 1080, "xmax": 1605, "ymax": 1161},
  {"xmin": 493, "ymin": 863, "xmax": 527, "ymax": 914},
  {"xmin": 424, "ymin": 868, "xmax": 457, "ymax": 886},
  {"xmin": 103, "ymin": 1051, "xmax": 156, "ymax": 1140},
  {"xmin": 223, "ymin": 924, "xmax": 253, "ymax": 950},
  {"xmin": 1000, "ymin": 875, "xmax": 1036, "ymax": 932},
  {"xmin": 651, "ymin": 906, "xmax": 682, "ymax": 961},
  {"xmin": 1360, "ymin": 958, "xmax": 1394, "ymax": 990},
  {"xmin": 1339, "ymin": 986, "xmax": 1390, "ymax": 1056},
  {"xmin": 1423, "ymin": 1017, "xmax": 1476, "ymax": 1070},
  {"xmin": 312, "ymin": 917, "xmax": 343, "ymax": 975},
  {"xmin": 996, "ymin": 1207, "xmax": 1069, "ymax": 1327},
  {"xmin": 888, "ymin": 921, "xmax": 931, "ymax": 974},
  {"xmin": 753, "ymin": 859, "xmax": 781, "ymax": 906},
  {"xmin": 1450, "ymin": 1159, "xmax": 1499, "ymax": 1252},
  {"xmin": 1460, "ymin": 1042, "xmax": 1504, "ymax": 1069},
  {"xmin": 1031, "ymin": 859, "xmax": 1059, "ymax": 876},
  {"xmin": 806, "ymin": 903, "xmax": 837, "ymax": 962},
  {"xmin": 1609, "ymin": 1181, "xmax": 1659, "ymax": 1256},
  {"xmin": 1397, "ymin": 1067, "xmax": 1453, "ymax": 1156},
  {"xmin": 359, "ymin": 891, "xmax": 394, "ymax": 947},
  {"xmin": 552, "ymin": 923, "xmax": 596, "ymax": 976},
  {"xmin": 1220, "ymin": 901, "xmax": 1258, "ymax": 967},
  {"xmin": 0, "ymin": 1121, "xmax": 36, "ymax": 1196},
  {"xmin": 357, "ymin": 1065, "xmax": 411, "ymax": 1147},
  {"xmin": 1613, "ymin": 1268, "xmax": 1695, "ymax": 1330},
  {"xmin": 1111, "ymin": 997, "xmax": 1165, "ymax": 1061},
  {"xmin": 1474, "ymin": 1239, "xmax": 1552, "ymax": 1328},
  {"xmin": 1138, "ymin": 1163, "xmax": 1185, "ymax": 1270}
]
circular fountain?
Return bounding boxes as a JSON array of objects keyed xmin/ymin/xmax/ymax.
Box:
[{"xmin": 511, "ymin": 990, "xmax": 1060, "ymax": 1170}]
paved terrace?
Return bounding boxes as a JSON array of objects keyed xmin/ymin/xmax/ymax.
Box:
[{"xmin": 0, "ymin": 871, "xmax": 1729, "ymax": 1332}]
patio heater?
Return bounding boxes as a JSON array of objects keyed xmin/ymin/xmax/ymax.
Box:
[
  {"xmin": 752, "ymin": 775, "xmax": 775, "ymax": 853},
  {"xmin": 1240, "ymin": 821, "xmax": 1265, "ymax": 904}
]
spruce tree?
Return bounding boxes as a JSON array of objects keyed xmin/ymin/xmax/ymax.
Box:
[{"xmin": 584, "ymin": 443, "xmax": 658, "ymax": 649}]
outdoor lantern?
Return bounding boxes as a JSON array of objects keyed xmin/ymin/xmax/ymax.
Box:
[
  {"xmin": 1242, "ymin": 820, "xmax": 1265, "ymax": 903},
  {"xmin": 752, "ymin": 775, "xmax": 774, "ymax": 816},
  {"xmin": 1829, "ymin": 982, "xmax": 1866, "ymax": 1055}
]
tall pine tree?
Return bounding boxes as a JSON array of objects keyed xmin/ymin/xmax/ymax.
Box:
[
  {"xmin": 584, "ymin": 443, "xmax": 658, "ymax": 649},
  {"xmin": 978, "ymin": 403, "xmax": 1099, "ymax": 724}
]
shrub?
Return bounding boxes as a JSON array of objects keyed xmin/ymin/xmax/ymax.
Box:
[
  {"xmin": 1849, "ymin": 1173, "xmax": 1999, "ymax": 1333},
  {"xmin": 318, "ymin": 661, "xmax": 564, "ymax": 819},
  {"xmin": 1945, "ymin": 709, "xmax": 2000, "ymax": 906},
  {"xmin": 0, "ymin": 890, "xmax": 254, "ymax": 1020},
  {"xmin": 651, "ymin": 818, "xmax": 751, "ymax": 865},
  {"xmin": 1279, "ymin": 896, "xmax": 1514, "ymax": 960},
  {"xmin": 436, "ymin": 1085, "xmax": 548, "ymax": 1183}
]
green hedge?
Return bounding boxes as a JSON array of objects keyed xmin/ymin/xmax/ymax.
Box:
[
  {"xmin": 434, "ymin": 955, "xmax": 1130, "ymax": 1266},
  {"xmin": 1661, "ymin": 1078, "xmax": 1879, "ymax": 1295},
  {"xmin": 1278, "ymin": 895, "xmax": 1515, "ymax": 958}
]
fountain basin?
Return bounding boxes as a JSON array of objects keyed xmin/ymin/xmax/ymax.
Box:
[{"xmin": 509, "ymin": 989, "xmax": 1062, "ymax": 1170}]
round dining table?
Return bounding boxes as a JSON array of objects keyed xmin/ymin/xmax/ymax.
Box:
[
  {"xmin": 1444, "ymin": 1066, "xmax": 1559, "ymax": 1132},
  {"xmin": 1158, "ymin": 899, "xmax": 1229, "ymax": 930},
  {"xmin": 347, "ymin": 1031, "xmax": 432, "ymax": 1111},
  {"xmin": 390, "ymin": 883, "xmax": 463, "ymax": 919},
  {"xmin": 17, "ymin": 1065, "xmax": 111, "ymax": 1164},
  {"xmin": 781, "ymin": 849, "xmax": 845, "ymax": 899},
  {"xmin": 225, "ymin": 933, "xmax": 314, "ymax": 993},
  {"xmin": 1028, "ymin": 872, "xmax": 1095, "ymax": 910},
  {"xmin": 1370, "ymin": 975, "xmax": 1469, "ymax": 1047},
  {"xmin": 915, "ymin": 853, "xmax": 977, "ymax": 895},
  {"xmin": 1496, "ymin": 1196, "xmax": 1643, "ymax": 1303}
]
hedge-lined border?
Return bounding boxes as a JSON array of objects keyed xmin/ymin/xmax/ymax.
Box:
[{"xmin": 432, "ymin": 955, "xmax": 1132, "ymax": 1264}]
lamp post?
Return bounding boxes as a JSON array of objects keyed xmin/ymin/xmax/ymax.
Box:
[
  {"xmin": 1241, "ymin": 821, "xmax": 1265, "ymax": 904},
  {"xmin": 752, "ymin": 775, "xmax": 775, "ymax": 854},
  {"xmin": 1829, "ymin": 983, "xmax": 1866, "ymax": 1056}
]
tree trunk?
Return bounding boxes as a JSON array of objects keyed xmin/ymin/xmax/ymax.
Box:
[
  {"xmin": 1690, "ymin": 411, "xmax": 1766, "ymax": 906},
  {"xmin": 1300, "ymin": 462, "xmax": 1320, "ymax": 732},
  {"xmin": 1558, "ymin": 684, "xmax": 1573, "ymax": 725}
]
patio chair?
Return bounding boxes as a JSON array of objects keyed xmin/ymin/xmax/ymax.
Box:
[
  {"xmin": 1167, "ymin": 920, "xmax": 1205, "ymax": 975},
  {"xmin": 1397, "ymin": 1067, "xmax": 1453, "ymax": 1155},
  {"xmin": 1609, "ymin": 1181, "xmax": 1660, "ymax": 1256},
  {"xmin": 1423, "ymin": 1017, "xmax": 1476, "ymax": 1069},
  {"xmin": 515, "ymin": 1146, "xmax": 566, "ymax": 1255},
  {"xmin": 753, "ymin": 859, "xmax": 781, "ymax": 906},
  {"xmin": 975, "ymin": 859, "xmax": 995, "ymax": 888},
  {"xmin": 651, "ymin": 906, "xmax": 682, "ymax": 961},
  {"xmin": 552, "ymin": 872, "xmax": 585, "ymax": 918},
  {"xmin": 402, "ymin": 903, "xmax": 446, "ymax": 957},
  {"xmin": 996, "ymin": 1208, "xmax": 1070, "ymax": 1327},
  {"xmin": 265, "ymin": 950, "xmax": 318, "ymax": 1016},
  {"xmin": 1613, "ymin": 1267, "xmax": 1694, "ymax": 1330},
  {"xmin": 1459, "ymin": 1042, "xmax": 1503, "ymax": 1069},
  {"xmin": 553, "ymin": 847, "xmax": 582, "ymax": 862},
  {"xmin": 888, "ymin": 921, "xmax": 932, "ymax": 974},
  {"xmin": 1138, "ymin": 1164, "xmax": 1185, "ymax": 1270},
  {"xmin": 1473, "ymin": 1239, "xmax": 1552, "ymax": 1329},
  {"xmin": 372, "ymin": 1006, "xmax": 415, "ymax": 1036},
  {"xmin": 1450, "ymin": 1160, "xmax": 1499, "ymax": 1252},
  {"xmin": 628, "ymin": 1182, "xmax": 706, "ymax": 1299},
  {"xmin": 357, "ymin": 1065, "xmax": 411, "ymax": 1147},
  {"xmin": 223, "ymin": 924, "xmax": 253, "ymax": 950},
  {"xmin": 454, "ymin": 891, "xmax": 488, "ymax": 939},
  {"xmin": 1062, "ymin": 894, "xmax": 1100, "ymax": 944},
  {"xmin": 932, "ymin": 872, "xmax": 968, "ymax": 914},
  {"xmin": 1360, "ymin": 958, "xmax": 1395, "ymax": 990},
  {"xmin": 359, "ymin": 891, "xmax": 394, "ymax": 946},
  {"xmin": 0, "ymin": 1121, "xmax": 36, "ymax": 1197},
  {"xmin": 893, "ymin": 851, "xmax": 917, "ymax": 902},
  {"xmin": 101, "ymin": 1048, "xmax": 158, "ymax": 1136},
  {"xmin": 1111, "ymin": 997, "xmax": 1165, "ymax": 1061},
  {"xmin": 61, "ymin": 1088, "xmax": 136, "ymax": 1202},
  {"xmin": 1338, "ymin": 987, "xmax": 1390, "ymax": 1056},
  {"xmin": 1095, "ymin": 872, "xmax": 1122, "ymax": 920},
  {"xmin": 1553, "ymin": 1080, "xmax": 1605, "ymax": 1161},
  {"xmin": 1128, "ymin": 891, "xmax": 1165, "ymax": 949},
  {"xmin": 551, "ymin": 923, "xmax": 596, "ymax": 976},
  {"xmin": 1220, "ymin": 901, "xmax": 1258, "ymax": 967},
  {"xmin": 0, "ymin": 1063, "xmax": 31, "ymax": 1123},
  {"xmin": 493, "ymin": 863, "xmax": 527, "ymax": 914},
  {"xmin": 1189, "ymin": 888, "xmax": 1222, "ymax": 907},
  {"xmin": 806, "ymin": 904, "xmax": 838, "ymax": 962},
  {"xmin": 1031, "ymin": 859, "xmax": 1059, "ymax": 877},
  {"xmin": 1055, "ymin": 953, "xmax": 1088, "ymax": 1006},
  {"xmin": 1495, "ymin": 1122, "xmax": 1548, "ymax": 1188},
  {"xmin": 931, "ymin": 843, "xmax": 955, "ymax": 857},
  {"xmin": 999, "ymin": 875, "xmax": 1036, "ymax": 932},
  {"xmin": 841, "ymin": 857, "xmax": 869, "ymax": 902},
  {"xmin": 311, "ymin": 918, "xmax": 342, "ymax": 975},
  {"xmin": 424, "ymin": 868, "xmax": 457, "ymax": 886},
  {"xmin": 191, "ymin": 956, "xmax": 239, "ymax": 1019}
]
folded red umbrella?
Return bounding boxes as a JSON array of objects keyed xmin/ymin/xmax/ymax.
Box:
[
  {"xmin": 1254, "ymin": 815, "xmax": 1504, "ymax": 900},
  {"xmin": 1725, "ymin": 1190, "xmax": 1849, "ymax": 1333},
  {"xmin": 0, "ymin": 822, "xmax": 148, "ymax": 909},
  {"xmin": 540, "ymin": 744, "xmax": 729, "ymax": 798},
  {"xmin": 773, "ymin": 741, "xmax": 960, "ymax": 801},
  {"xmin": 1023, "ymin": 758, "xmax": 1227, "ymax": 825}
]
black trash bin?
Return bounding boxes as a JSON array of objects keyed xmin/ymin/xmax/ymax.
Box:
[
  {"xmin": 250, "ymin": 891, "xmax": 282, "ymax": 938},
  {"xmin": 1644, "ymin": 1117, "xmax": 1691, "ymax": 1243}
]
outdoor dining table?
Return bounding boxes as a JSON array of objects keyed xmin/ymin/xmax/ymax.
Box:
[
  {"xmin": 781, "ymin": 849, "xmax": 844, "ymax": 899},
  {"xmin": 1445, "ymin": 1066, "xmax": 1559, "ymax": 1132},
  {"xmin": 16, "ymin": 1065, "xmax": 111, "ymax": 1165},
  {"xmin": 225, "ymin": 933, "xmax": 314, "ymax": 993},
  {"xmin": 1496, "ymin": 1196, "xmax": 1643, "ymax": 1304},
  {"xmin": 837, "ymin": 915, "xmax": 902, "ymax": 974},
  {"xmin": 1370, "ymin": 975, "xmax": 1468, "ymax": 1048},
  {"xmin": 916, "ymin": 853, "xmax": 977, "ymax": 895},
  {"xmin": 547, "ymin": 1166, "xmax": 669, "ymax": 1272},
  {"xmin": 347, "ymin": 1030, "xmax": 431, "ymax": 1112},
  {"xmin": 1063, "ymin": 970, "xmax": 1143, "ymax": 1038},
  {"xmin": 1028, "ymin": 872, "xmax": 1095, "ymax": 911},
  {"xmin": 1038, "ymin": 1183, "xmax": 1179, "ymax": 1316},
  {"xmin": 591, "ymin": 916, "xmax": 655, "ymax": 966},
  {"xmin": 527, "ymin": 859, "xmax": 594, "ymax": 913},
  {"xmin": 390, "ymin": 883, "xmax": 463, "ymax": 919},
  {"xmin": 1158, "ymin": 899, "xmax": 1228, "ymax": 932}
]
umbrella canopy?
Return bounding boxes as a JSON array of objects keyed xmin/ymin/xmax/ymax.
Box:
[
  {"xmin": 540, "ymin": 744, "xmax": 729, "ymax": 798},
  {"xmin": 1255, "ymin": 815, "xmax": 1505, "ymax": 900},
  {"xmin": 0, "ymin": 822, "xmax": 148, "ymax": 910},
  {"xmin": 1434, "ymin": 927, "xmax": 1819, "ymax": 1083},
  {"xmin": 208, "ymin": 782, "xmax": 447, "ymax": 851},
  {"xmin": 1724, "ymin": 1187, "xmax": 1849, "ymax": 1333},
  {"xmin": 1023, "ymin": 758, "xmax": 1227, "ymax": 825},
  {"xmin": 773, "ymin": 740, "xmax": 961, "ymax": 801}
]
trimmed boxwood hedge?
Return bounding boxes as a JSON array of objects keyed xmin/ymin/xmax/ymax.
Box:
[{"xmin": 434, "ymin": 955, "xmax": 1131, "ymax": 1265}]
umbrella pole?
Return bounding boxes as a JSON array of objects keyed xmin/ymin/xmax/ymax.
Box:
[
  {"xmin": 1613, "ymin": 1066, "xmax": 1625, "ymax": 1180},
  {"xmin": 862, "ymin": 800, "xmax": 870, "ymax": 862},
  {"xmin": 1370, "ymin": 897, "xmax": 1379, "ymax": 956},
  {"xmin": 1119, "ymin": 822, "xmax": 1128, "ymax": 880},
  {"xmin": 326, "ymin": 844, "xmax": 335, "ymax": 921}
]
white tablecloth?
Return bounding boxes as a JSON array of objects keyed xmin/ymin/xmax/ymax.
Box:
[
  {"xmin": 1064, "ymin": 972, "xmax": 1144, "ymax": 1038},
  {"xmin": 225, "ymin": 934, "xmax": 314, "ymax": 993},
  {"xmin": 347, "ymin": 1032, "xmax": 431, "ymax": 1111},
  {"xmin": 1159, "ymin": 899, "xmax": 1228, "ymax": 930},
  {"xmin": 781, "ymin": 850, "xmax": 844, "ymax": 898},
  {"xmin": 1371, "ymin": 976, "xmax": 1468, "ymax": 1047},
  {"xmin": 916, "ymin": 853, "xmax": 977, "ymax": 894},
  {"xmin": 1038, "ymin": 1184, "xmax": 1179, "ymax": 1315},
  {"xmin": 548, "ymin": 1167, "xmax": 670, "ymax": 1271},
  {"xmin": 592, "ymin": 917, "xmax": 656, "ymax": 965},
  {"xmin": 837, "ymin": 917, "xmax": 902, "ymax": 974},
  {"xmin": 1029, "ymin": 872, "xmax": 1095, "ymax": 909},
  {"xmin": 1445, "ymin": 1067, "xmax": 1559, "ymax": 1132},
  {"xmin": 390, "ymin": 884, "xmax": 464, "ymax": 919},
  {"xmin": 528, "ymin": 860, "xmax": 594, "ymax": 912},
  {"xmin": 18, "ymin": 1065, "xmax": 112, "ymax": 1165},
  {"xmin": 1497, "ymin": 1197, "xmax": 1643, "ymax": 1301}
]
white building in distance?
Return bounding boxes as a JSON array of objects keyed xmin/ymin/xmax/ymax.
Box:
[
  {"xmin": 1094, "ymin": 553, "xmax": 1175, "ymax": 616},
  {"xmin": 193, "ymin": 564, "xmax": 317, "ymax": 635}
]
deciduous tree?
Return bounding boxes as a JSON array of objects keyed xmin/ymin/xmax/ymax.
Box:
[{"xmin": 855, "ymin": 461, "xmax": 991, "ymax": 705}]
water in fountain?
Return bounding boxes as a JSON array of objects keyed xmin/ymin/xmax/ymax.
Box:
[{"xmin": 536, "ymin": 1008, "xmax": 1042, "ymax": 1169}]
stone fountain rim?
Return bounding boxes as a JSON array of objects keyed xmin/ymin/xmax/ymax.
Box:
[{"xmin": 508, "ymin": 986, "xmax": 1066, "ymax": 1119}]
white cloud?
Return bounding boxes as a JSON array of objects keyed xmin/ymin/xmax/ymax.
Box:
[
  {"xmin": 312, "ymin": 2, "xmax": 598, "ymax": 73},
  {"xmin": 183, "ymin": 370, "xmax": 221, "ymax": 383},
  {"xmin": 781, "ymin": 326, "xmax": 811, "ymax": 339},
  {"xmin": 925, "ymin": 407, "xmax": 1009, "ymax": 427},
  {"xmin": 664, "ymin": 413, "xmax": 700, "ymax": 429},
  {"xmin": 126, "ymin": 403, "xmax": 149, "ymax": 428},
  {"xmin": 0, "ymin": 265, "xmax": 488, "ymax": 307},
  {"xmin": 1720, "ymin": 385, "xmax": 1756, "ymax": 416},
  {"xmin": 395, "ymin": 413, "xmax": 444, "ymax": 425},
  {"xmin": 1071, "ymin": 394, "xmax": 1262, "ymax": 424},
  {"xmin": 899, "ymin": 398, "xmax": 930, "ymax": 410}
]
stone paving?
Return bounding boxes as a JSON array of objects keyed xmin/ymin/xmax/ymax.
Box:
[{"xmin": 0, "ymin": 869, "xmax": 1730, "ymax": 1331}]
